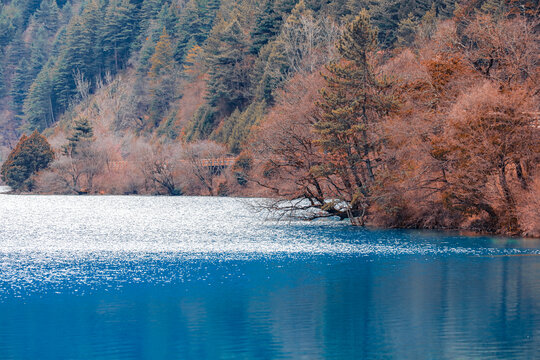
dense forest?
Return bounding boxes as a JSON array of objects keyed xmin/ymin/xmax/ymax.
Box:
[{"xmin": 0, "ymin": 0, "xmax": 538, "ymax": 236}]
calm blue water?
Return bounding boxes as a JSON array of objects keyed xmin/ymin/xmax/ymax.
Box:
[{"xmin": 0, "ymin": 195, "xmax": 539, "ymax": 359}]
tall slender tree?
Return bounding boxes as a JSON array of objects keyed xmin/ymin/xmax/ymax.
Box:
[
  {"xmin": 101, "ymin": 0, "xmax": 137, "ymax": 73},
  {"xmin": 24, "ymin": 65, "xmax": 55, "ymax": 130},
  {"xmin": 205, "ymin": 16, "xmax": 252, "ymax": 114},
  {"xmin": 314, "ymin": 10, "xmax": 394, "ymax": 224}
]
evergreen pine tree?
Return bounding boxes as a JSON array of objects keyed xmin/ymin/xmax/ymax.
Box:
[
  {"xmin": 184, "ymin": 103, "xmax": 217, "ymax": 141},
  {"xmin": 0, "ymin": 61, "xmax": 5, "ymax": 96},
  {"xmin": 396, "ymin": 13, "xmax": 418, "ymax": 47},
  {"xmin": 205, "ymin": 16, "xmax": 252, "ymax": 114},
  {"xmin": 314, "ymin": 10, "xmax": 393, "ymax": 224},
  {"xmin": 29, "ymin": 29, "xmax": 48, "ymax": 76},
  {"xmin": 156, "ymin": 2, "xmax": 178, "ymax": 35},
  {"xmin": 33, "ymin": 0, "xmax": 60, "ymax": 32},
  {"xmin": 139, "ymin": 0, "xmax": 167, "ymax": 26},
  {"xmin": 250, "ymin": 0, "xmax": 280, "ymax": 54},
  {"xmin": 202, "ymin": 0, "xmax": 221, "ymax": 29},
  {"xmin": 212, "ymin": 100, "xmax": 266, "ymax": 153},
  {"xmin": 175, "ymin": 0, "xmax": 221, "ymax": 62},
  {"xmin": 274, "ymin": 0, "xmax": 298, "ymax": 17},
  {"xmin": 51, "ymin": 54, "xmax": 75, "ymax": 110},
  {"xmin": 416, "ymin": 4, "xmax": 437, "ymax": 41},
  {"xmin": 371, "ymin": 0, "xmax": 455, "ymax": 48},
  {"xmin": 101, "ymin": 0, "xmax": 137, "ymax": 72},
  {"xmin": 0, "ymin": 130, "xmax": 54, "ymax": 191},
  {"xmin": 58, "ymin": 0, "xmax": 104, "ymax": 84},
  {"xmin": 149, "ymin": 28, "xmax": 175, "ymax": 78},
  {"xmin": 252, "ymin": 40, "xmax": 288, "ymax": 104},
  {"xmin": 19, "ymin": 0, "xmax": 42, "ymax": 26},
  {"xmin": 24, "ymin": 66, "xmax": 55, "ymax": 130},
  {"xmin": 148, "ymin": 28, "xmax": 177, "ymax": 128},
  {"xmin": 63, "ymin": 117, "xmax": 94, "ymax": 156},
  {"xmin": 182, "ymin": 44, "xmax": 204, "ymax": 76},
  {"xmin": 7, "ymin": 38, "xmax": 29, "ymax": 67},
  {"xmin": 175, "ymin": 0, "xmax": 206, "ymax": 61},
  {"xmin": 0, "ymin": 4, "xmax": 19, "ymax": 47},
  {"xmin": 250, "ymin": 0, "xmax": 297, "ymax": 54},
  {"xmin": 10, "ymin": 58, "xmax": 32, "ymax": 113}
]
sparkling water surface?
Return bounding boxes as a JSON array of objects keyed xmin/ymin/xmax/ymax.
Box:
[{"xmin": 0, "ymin": 195, "xmax": 539, "ymax": 359}]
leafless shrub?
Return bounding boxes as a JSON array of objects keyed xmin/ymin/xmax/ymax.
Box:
[{"xmin": 182, "ymin": 141, "xmax": 227, "ymax": 196}]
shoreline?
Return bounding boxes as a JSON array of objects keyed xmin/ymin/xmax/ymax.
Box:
[{"xmin": 2, "ymin": 189, "xmax": 538, "ymax": 240}]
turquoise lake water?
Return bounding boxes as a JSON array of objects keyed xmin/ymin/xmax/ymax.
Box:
[{"xmin": 0, "ymin": 195, "xmax": 539, "ymax": 359}]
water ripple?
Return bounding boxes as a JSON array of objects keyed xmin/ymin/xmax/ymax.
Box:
[{"xmin": 0, "ymin": 195, "xmax": 538, "ymax": 297}]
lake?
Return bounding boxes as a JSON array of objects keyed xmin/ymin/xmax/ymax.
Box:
[{"xmin": 0, "ymin": 195, "xmax": 539, "ymax": 359}]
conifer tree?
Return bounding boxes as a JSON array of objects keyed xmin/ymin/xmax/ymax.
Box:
[
  {"xmin": 184, "ymin": 103, "xmax": 217, "ymax": 141},
  {"xmin": 19, "ymin": 0, "xmax": 42, "ymax": 26},
  {"xmin": 205, "ymin": 16, "xmax": 252, "ymax": 114},
  {"xmin": 212, "ymin": 100, "xmax": 266, "ymax": 153},
  {"xmin": 33, "ymin": 0, "xmax": 60, "ymax": 32},
  {"xmin": 250, "ymin": 0, "xmax": 281, "ymax": 54},
  {"xmin": 371, "ymin": 0, "xmax": 455, "ymax": 48},
  {"xmin": 139, "ymin": 0, "xmax": 167, "ymax": 27},
  {"xmin": 396, "ymin": 13, "xmax": 418, "ymax": 47},
  {"xmin": 63, "ymin": 117, "xmax": 94, "ymax": 156},
  {"xmin": 51, "ymin": 54, "xmax": 75, "ymax": 110},
  {"xmin": 24, "ymin": 66, "xmax": 55, "ymax": 130},
  {"xmin": 203, "ymin": 0, "xmax": 221, "ymax": 28},
  {"xmin": 175, "ymin": 0, "xmax": 221, "ymax": 62},
  {"xmin": 0, "ymin": 61, "xmax": 5, "ymax": 96},
  {"xmin": 252, "ymin": 40, "xmax": 288, "ymax": 104},
  {"xmin": 175, "ymin": 0, "xmax": 206, "ymax": 61},
  {"xmin": 314, "ymin": 10, "xmax": 393, "ymax": 224},
  {"xmin": 250, "ymin": 0, "xmax": 297, "ymax": 54},
  {"xmin": 1, "ymin": 130, "xmax": 54, "ymax": 191},
  {"xmin": 29, "ymin": 30, "xmax": 49, "ymax": 79},
  {"xmin": 274, "ymin": 0, "xmax": 298, "ymax": 17},
  {"xmin": 54, "ymin": 0, "xmax": 104, "ymax": 84},
  {"xmin": 0, "ymin": 4, "xmax": 19, "ymax": 47},
  {"xmin": 72, "ymin": 0, "xmax": 104, "ymax": 77},
  {"xmin": 183, "ymin": 44, "xmax": 204, "ymax": 76},
  {"xmin": 136, "ymin": 25, "xmax": 161, "ymax": 73},
  {"xmin": 101, "ymin": 0, "xmax": 137, "ymax": 72},
  {"xmin": 149, "ymin": 28, "xmax": 175, "ymax": 78},
  {"xmin": 148, "ymin": 28, "xmax": 177, "ymax": 128},
  {"xmin": 10, "ymin": 58, "xmax": 32, "ymax": 113},
  {"xmin": 156, "ymin": 2, "xmax": 178, "ymax": 35},
  {"xmin": 416, "ymin": 4, "xmax": 437, "ymax": 41},
  {"xmin": 45, "ymin": 0, "xmax": 105, "ymax": 114}
]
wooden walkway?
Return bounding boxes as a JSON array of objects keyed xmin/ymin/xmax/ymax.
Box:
[{"xmin": 107, "ymin": 157, "xmax": 236, "ymax": 171}]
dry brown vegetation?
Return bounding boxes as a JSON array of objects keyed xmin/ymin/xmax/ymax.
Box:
[
  {"xmin": 250, "ymin": 11, "xmax": 539, "ymax": 236},
  {"xmin": 17, "ymin": 3, "xmax": 538, "ymax": 237}
]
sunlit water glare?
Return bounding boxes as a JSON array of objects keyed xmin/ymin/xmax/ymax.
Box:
[{"xmin": 0, "ymin": 195, "xmax": 539, "ymax": 359}]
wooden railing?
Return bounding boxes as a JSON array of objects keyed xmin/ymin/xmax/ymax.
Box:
[
  {"xmin": 199, "ymin": 157, "xmax": 236, "ymax": 167},
  {"xmin": 107, "ymin": 157, "xmax": 237, "ymax": 171}
]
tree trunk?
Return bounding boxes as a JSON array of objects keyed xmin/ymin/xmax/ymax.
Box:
[
  {"xmin": 498, "ymin": 164, "xmax": 513, "ymax": 206},
  {"xmin": 514, "ymin": 160, "xmax": 528, "ymax": 189}
]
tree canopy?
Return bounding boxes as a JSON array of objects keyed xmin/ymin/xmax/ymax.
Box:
[{"xmin": 1, "ymin": 130, "xmax": 54, "ymax": 190}]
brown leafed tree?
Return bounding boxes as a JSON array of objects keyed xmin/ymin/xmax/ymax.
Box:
[
  {"xmin": 312, "ymin": 10, "xmax": 395, "ymax": 224},
  {"xmin": 138, "ymin": 143, "xmax": 183, "ymax": 196},
  {"xmin": 435, "ymin": 83, "xmax": 539, "ymax": 232},
  {"xmin": 1, "ymin": 131, "xmax": 54, "ymax": 191},
  {"xmin": 183, "ymin": 141, "xmax": 227, "ymax": 196},
  {"xmin": 250, "ymin": 72, "xmax": 333, "ymax": 219}
]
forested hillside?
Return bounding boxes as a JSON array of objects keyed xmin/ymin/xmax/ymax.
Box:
[
  {"xmin": 0, "ymin": 0, "xmax": 458, "ymax": 149},
  {"xmin": 0, "ymin": 0, "xmax": 538, "ymax": 236}
]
